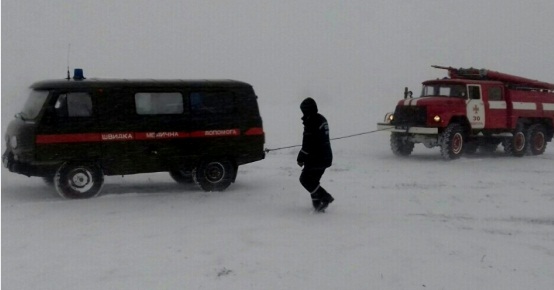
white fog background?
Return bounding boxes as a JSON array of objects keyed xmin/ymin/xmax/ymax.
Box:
[
  {"xmin": 2, "ymin": 1, "xmax": 554, "ymax": 289},
  {"xmin": 3, "ymin": 0, "xmax": 554, "ymax": 144}
]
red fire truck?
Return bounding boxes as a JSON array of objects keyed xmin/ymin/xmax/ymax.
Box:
[{"xmin": 377, "ymin": 66, "xmax": 554, "ymax": 160}]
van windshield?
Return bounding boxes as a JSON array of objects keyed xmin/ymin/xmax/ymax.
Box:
[
  {"xmin": 421, "ymin": 84, "xmax": 467, "ymax": 99},
  {"xmin": 18, "ymin": 90, "xmax": 49, "ymax": 120}
]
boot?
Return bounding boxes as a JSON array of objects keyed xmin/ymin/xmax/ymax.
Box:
[
  {"xmin": 311, "ymin": 193, "xmax": 322, "ymax": 210},
  {"xmin": 314, "ymin": 190, "xmax": 334, "ymax": 212}
]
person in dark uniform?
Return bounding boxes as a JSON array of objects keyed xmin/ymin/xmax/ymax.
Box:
[{"xmin": 297, "ymin": 97, "xmax": 334, "ymax": 212}]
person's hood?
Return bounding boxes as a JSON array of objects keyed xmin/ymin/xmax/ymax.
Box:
[{"xmin": 300, "ymin": 97, "xmax": 318, "ymax": 116}]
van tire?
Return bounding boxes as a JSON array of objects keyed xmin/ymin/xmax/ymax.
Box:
[
  {"xmin": 54, "ymin": 162, "xmax": 104, "ymax": 199},
  {"xmin": 169, "ymin": 170, "xmax": 194, "ymax": 184},
  {"xmin": 193, "ymin": 159, "xmax": 235, "ymax": 192}
]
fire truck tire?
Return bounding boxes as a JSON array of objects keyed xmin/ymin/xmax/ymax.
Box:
[
  {"xmin": 440, "ymin": 124, "xmax": 464, "ymax": 160},
  {"xmin": 526, "ymin": 124, "xmax": 547, "ymax": 155},
  {"xmin": 193, "ymin": 159, "xmax": 235, "ymax": 192},
  {"xmin": 503, "ymin": 123, "xmax": 527, "ymax": 157},
  {"xmin": 390, "ymin": 133, "xmax": 414, "ymax": 156},
  {"xmin": 169, "ymin": 169, "xmax": 194, "ymax": 184},
  {"xmin": 54, "ymin": 162, "xmax": 104, "ymax": 199}
]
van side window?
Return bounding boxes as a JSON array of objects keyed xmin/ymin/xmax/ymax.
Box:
[
  {"xmin": 488, "ymin": 87, "xmax": 503, "ymax": 101},
  {"xmin": 190, "ymin": 91, "xmax": 235, "ymax": 115},
  {"xmin": 135, "ymin": 92, "xmax": 184, "ymax": 115},
  {"xmin": 55, "ymin": 92, "xmax": 93, "ymax": 117}
]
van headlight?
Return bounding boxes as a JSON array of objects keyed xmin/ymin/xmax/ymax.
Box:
[
  {"xmin": 10, "ymin": 136, "xmax": 18, "ymax": 149},
  {"xmin": 433, "ymin": 115, "xmax": 441, "ymax": 123},
  {"xmin": 384, "ymin": 113, "xmax": 394, "ymax": 123}
]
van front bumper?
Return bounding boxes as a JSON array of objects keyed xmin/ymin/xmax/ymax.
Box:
[{"xmin": 2, "ymin": 149, "xmax": 58, "ymax": 177}]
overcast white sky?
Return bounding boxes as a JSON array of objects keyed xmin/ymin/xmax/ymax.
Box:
[{"xmin": 2, "ymin": 0, "xmax": 554, "ymax": 144}]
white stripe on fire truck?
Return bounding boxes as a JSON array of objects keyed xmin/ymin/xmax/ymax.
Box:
[
  {"xmin": 542, "ymin": 103, "xmax": 554, "ymax": 111},
  {"xmin": 488, "ymin": 101, "xmax": 507, "ymax": 109},
  {"xmin": 512, "ymin": 102, "xmax": 537, "ymax": 110}
]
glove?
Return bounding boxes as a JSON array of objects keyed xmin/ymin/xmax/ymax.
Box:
[{"xmin": 297, "ymin": 150, "xmax": 307, "ymax": 167}]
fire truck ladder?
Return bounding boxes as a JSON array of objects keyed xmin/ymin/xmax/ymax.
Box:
[{"xmin": 432, "ymin": 65, "xmax": 554, "ymax": 92}]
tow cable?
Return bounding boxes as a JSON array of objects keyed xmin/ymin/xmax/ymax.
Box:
[{"xmin": 264, "ymin": 127, "xmax": 392, "ymax": 153}]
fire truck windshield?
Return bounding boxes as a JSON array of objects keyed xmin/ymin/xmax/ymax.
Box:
[{"xmin": 421, "ymin": 84, "xmax": 467, "ymax": 99}]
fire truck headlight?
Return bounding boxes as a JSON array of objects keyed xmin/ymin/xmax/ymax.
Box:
[
  {"xmin": 433, "ymin": 115, "xmax": 441, "ymax": 123},
  {"xmin": 384, "ymin": 113, "xmax": 394, "ymax": 123},
  {"xmin": 10, "ymin": 136, "xmax": 18, "ymax": 149}
]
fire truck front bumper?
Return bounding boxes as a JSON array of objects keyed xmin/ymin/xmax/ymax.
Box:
[{"xmin": 377, "ymin": 123, "xmax": 439, "ymax": 134}]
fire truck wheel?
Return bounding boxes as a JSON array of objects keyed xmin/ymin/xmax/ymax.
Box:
[
  {"xmin": 526, "ymin": 124, "xmax": 547, "ymax": 155},
  {"xmin": 440, "ymin": 124, "xmax": 464, "ymax": 160},
  {"xmin": 193, "ymin": 159, "xmax": 235, "ymax": 192},
  {"xmin": 390, "ymin": 133, "xmax": 414, "ymax": 156},
  {"xmin": 503, "ymin": 123, "xmax": 527, "ymax": 157},
  {"xmin": 169, "ymin": 169, "xmax": 194, "ymax": 184},
  {"xmin": 54, "ymin": 162, "xmax": 104, "ymax": 199}
]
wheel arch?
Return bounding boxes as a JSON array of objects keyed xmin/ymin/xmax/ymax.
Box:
[{"xmin": 443, "ymin": 116, "xmax": 471, "ymax": 134}]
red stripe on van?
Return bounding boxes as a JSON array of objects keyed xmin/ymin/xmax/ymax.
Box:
[
  {"xmin": 35, "ymin": 129, "xmax": 242, "ymax": 144},
  {"xmin": 36, "ymin": 133, "xmax": 101, "ymax": 144},
  {"xmin": 244, "ymin": 127, "xmax": 264, "ymax": 136},
  {"xmin": 100, "ymin": 132, "xmax": 135, "ymax": 141},
  {"xmin": 190, "ymin": 129, "xmax": 240, "ymax": 138},
  {"xmin": 135, "ymin": 132, "xmax": 190, "ymax": 140}
]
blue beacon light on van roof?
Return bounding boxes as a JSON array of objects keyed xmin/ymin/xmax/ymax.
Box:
[{"xmin": 73, "ymin": 68, "xmax": 86, "ymax": 80}]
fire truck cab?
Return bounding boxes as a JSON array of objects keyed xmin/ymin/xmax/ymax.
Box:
[{"xmin": 377, "ymin": 66, "xmax": 554, "ymax": 160}]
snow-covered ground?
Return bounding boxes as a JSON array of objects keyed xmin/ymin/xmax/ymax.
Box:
[{"xmin": 2, "ymin": 134, "xmax": 553, "ymax": 290}]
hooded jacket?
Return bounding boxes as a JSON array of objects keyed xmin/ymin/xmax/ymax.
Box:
[{"xmin": 297, "ymin": 98, "xmax": 333, "ymax": 168}]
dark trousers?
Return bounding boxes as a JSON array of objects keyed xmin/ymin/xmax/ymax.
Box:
[{"xmin": 300, "ymin": 168, "xmax": 332, "ymax": 207}]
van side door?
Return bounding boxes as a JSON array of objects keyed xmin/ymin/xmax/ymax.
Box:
[
  {"xmin": 35, "ymin": 90, "xmax": 102, "ymax": 162},
  {"xmin": 129, "ymin": 89, "xmax": 191, "ymax": 172},
  {"xmin": 96, "ymin": 88, "xmax": 149, "ymax": 174}
]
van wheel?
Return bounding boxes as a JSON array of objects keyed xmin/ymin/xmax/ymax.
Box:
[
  {"xmin": 526, "ymin": 124, "xmax": 547, "ymax": 155},
  {"xmin": 193, "ymin": 160, "xmax": 235, "ymax": 192},
  {"xmin": 54, "ymin": 162, "xmax": 104, "ymax": 199},
  {"xmin": 169, "ymin": 169, "xmax": 194, "ymax": 184}
]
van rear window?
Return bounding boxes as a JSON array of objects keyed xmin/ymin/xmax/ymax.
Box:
[{"xmin": 135, "ymin": 92, "xmax": 184, "ymax": 115}]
